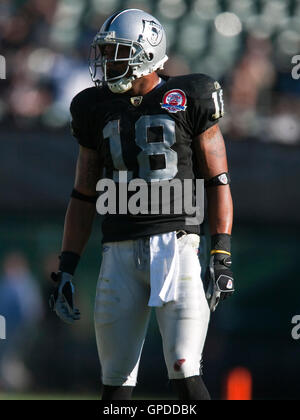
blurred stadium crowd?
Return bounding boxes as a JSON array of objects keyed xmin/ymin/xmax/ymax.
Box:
[
  {"xmin": 1, "ymin": 0, "xmax": 300, "ymax": 144},
  {"xmin": 1, "ymin": 0, "xmax": 300, "ymax": 400}
]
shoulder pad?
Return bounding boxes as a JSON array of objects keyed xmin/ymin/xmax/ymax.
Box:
[
  {"xmin": 70, "ymin": 86, "xmax": 107, "ymax": 115},
  {"xmin": 69, "ymin": 86, "xmax": 110, "ymax": 150},
  {"xmin": 167, "ymin": 74, "xmax": 221, "ymax": 101}
]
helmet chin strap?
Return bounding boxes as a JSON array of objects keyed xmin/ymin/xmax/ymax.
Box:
[{"xmin": 107, "ymin": 76, "xmax": 135, "ymax": 94}]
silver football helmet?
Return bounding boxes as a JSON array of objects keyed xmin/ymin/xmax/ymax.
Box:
[{"xmin": 89, "ymin": 9, "xmax": 168, "ymax": 93}]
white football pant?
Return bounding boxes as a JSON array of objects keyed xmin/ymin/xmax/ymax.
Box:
[{"xmin": 94, "ymin": 233, "xmax": 210, "ymax": 386}]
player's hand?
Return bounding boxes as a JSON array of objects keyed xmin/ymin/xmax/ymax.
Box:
[
  {"xmin": 49, "ymin": 271, "xmax": 80, "ymax": 324},
  {"xmin": 205, "ymin": 252, "xmax": 235, "ymax": 312}
]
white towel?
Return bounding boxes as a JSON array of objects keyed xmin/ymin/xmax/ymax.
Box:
[{"xmin": 148, "ymin": 231, "xmax": 179, "ymax": 307}]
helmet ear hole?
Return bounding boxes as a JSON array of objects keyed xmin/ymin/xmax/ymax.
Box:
[{"xmin": 148, "ymin": 53, "xmax": 154, "ymax": 61}]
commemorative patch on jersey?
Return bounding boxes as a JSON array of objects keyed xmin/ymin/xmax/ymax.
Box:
[{"xmin": 160, "ymin": 89, "xmax": 187, "ymax": 113}]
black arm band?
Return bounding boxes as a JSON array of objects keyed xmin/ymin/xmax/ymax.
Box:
[
  {"xmin": 211, "ymin": 233, "xmax": 231, "ymax": 253},
  {"xmin": 71, "ymin": 188, "xmax": 98, "ymax": 203},
  {"xmin": 59, "ymin": 251, "xmax": 80, "ymax": 275},
  {"xmin": 205, "ymin": 172, "xmax": 231, "ymax": 188}
]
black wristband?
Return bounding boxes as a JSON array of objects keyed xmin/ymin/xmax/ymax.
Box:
[
  {"xmin": 205, "ymin": 172, "xmax": 231, "ymax": 188},
  {"xmin": 71, "ymin": 188, "xmax": 98, "ymax": 203},
  {"xmin": 211, "ymin": 233, "xmax": 231, "ymax": 253},
  {"xmin": 59, "ymin": 251, "xmax": 80, "ymax": 275}
]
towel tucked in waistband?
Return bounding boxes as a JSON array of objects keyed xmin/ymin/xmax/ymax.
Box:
[{"xmin": 148, "ymin": 231, "xmax": 179, "ymax": 307}]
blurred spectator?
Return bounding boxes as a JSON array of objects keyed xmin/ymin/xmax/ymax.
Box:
[
  {"xmin": 0, "ymin": 252, "xmax": 43, "ymax": 324},
  {"xmin": 227, "ymin": 35, "xmax": 276, "ymax": 139},
  {"xmin": 0, "ymin": 252, "xmax": 43, "ymax": 391}
]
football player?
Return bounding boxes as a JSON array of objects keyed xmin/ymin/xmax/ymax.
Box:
[{"xmin": 49, "ymin": 9, "xmax": 234, "ymax": 400}]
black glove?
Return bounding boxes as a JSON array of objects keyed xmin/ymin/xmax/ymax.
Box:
[
  {"xmin": 205, "ymin": 252, "xmax": 235, "ymax": 312},
  {"xmin": 49, "ymin": 271, "xmax": 80, "ymax": 324}
]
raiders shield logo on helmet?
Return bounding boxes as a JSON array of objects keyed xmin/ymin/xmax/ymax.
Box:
[{"xmin": 142, "ymin": 20, "xmax": 163, "ymax": 46}]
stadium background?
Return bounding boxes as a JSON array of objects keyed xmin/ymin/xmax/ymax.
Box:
[{"xmin": 0, "ymin": 0, "xmax": 300, "ymax": 400}]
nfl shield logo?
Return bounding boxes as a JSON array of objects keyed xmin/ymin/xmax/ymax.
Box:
[{"xmin": 130, "ymin": 96, "xmax": 143, "ymax": 107}]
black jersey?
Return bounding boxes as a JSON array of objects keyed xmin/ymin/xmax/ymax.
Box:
[{"xmin": 70, "ymin": 74, "xmax": 224, "ymax": 242}]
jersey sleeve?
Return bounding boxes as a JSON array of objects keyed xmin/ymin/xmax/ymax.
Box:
[
  {"xmin": 70, "ymin": 88, "xmax": 102, "ymax": 150},
  {"xmin": 188, "ymin": 74, "xmax": 225, "ymax": 137}
]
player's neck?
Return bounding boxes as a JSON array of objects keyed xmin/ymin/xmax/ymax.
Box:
[{"xmin": 129, "ymin": 73, "xmax": 161, "ymax": 96}]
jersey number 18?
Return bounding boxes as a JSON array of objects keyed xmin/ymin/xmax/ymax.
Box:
[{"xmin": 103, "ymin": 114, "xmax": 178, "ymax": 182}]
